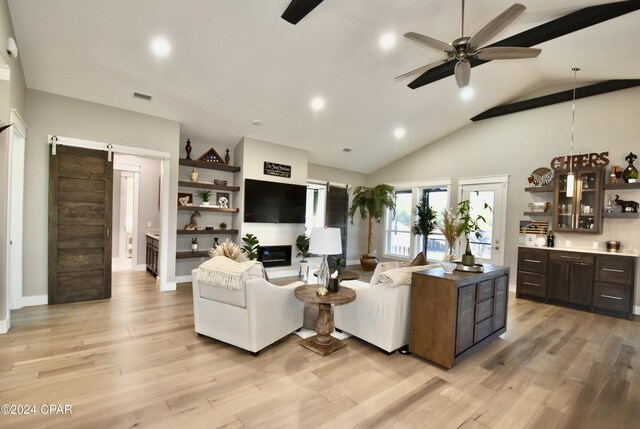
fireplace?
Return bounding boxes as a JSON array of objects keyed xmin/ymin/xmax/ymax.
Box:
[{"xmin": 258, "ymin": 245, "xmax": 292, "ymax": 268}]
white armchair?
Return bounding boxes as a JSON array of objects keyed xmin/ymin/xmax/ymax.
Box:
[
  {"xmin": 334, "ymin": 263, "xmax": 439, "ymax": 353},
  {"xmin": 192, "ymin": 267, "xmax": 304, "ymax": 354}
]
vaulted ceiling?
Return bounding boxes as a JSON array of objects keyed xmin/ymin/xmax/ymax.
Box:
[{"xmin": 8, "ymin": 0, "xmax": 640, "ymax": 173}]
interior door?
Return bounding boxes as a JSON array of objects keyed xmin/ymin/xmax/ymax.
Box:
[
  {"xmin": 49, "ymin": 145, "xmax": 113, "ymax": 304},
  {"xmin": 325, "ymin": 185, "xmax": 349, "ymax": 258},
  {"xmin": 459, "ymin": 181, "xmax": 506, "ymax": 265}
]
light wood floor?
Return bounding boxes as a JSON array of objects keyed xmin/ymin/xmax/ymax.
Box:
[{"xmin": 1, "ymin": 270, "xmax": 638, "ymax": 429}]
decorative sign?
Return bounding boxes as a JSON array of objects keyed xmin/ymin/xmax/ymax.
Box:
[
  {"xmin": 550, "ymin": 151, "xmax": 609, "ymax": 170},
  {"xmin": 264, "ymin": 162, "xmax": 292, "ymax": 178}
]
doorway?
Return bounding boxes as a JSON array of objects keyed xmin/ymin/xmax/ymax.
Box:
[
  {"xmin": 112, "ymin": 164, "xmax": 140, "ymax": 272},
  {"xmin": 459, "ymin": 178, "xmax": 508, "ymax": 265}
]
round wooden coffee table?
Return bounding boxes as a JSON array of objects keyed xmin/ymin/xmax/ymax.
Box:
[{"xmin": 294, "ymin": 285, "xmax": 356, "ymax": 356}]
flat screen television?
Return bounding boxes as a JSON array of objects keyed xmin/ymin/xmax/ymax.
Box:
[{"xmin": 244, "ymin": 179, "xmax": 306, "ymax": 223}]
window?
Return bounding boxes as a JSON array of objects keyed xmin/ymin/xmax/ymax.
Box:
[
  {"xmin": 385, "ymin": 191, "xmax": 412, "ymax": 257},
  {"xmin": 421, "ymin": 188, "xmax": 448, "ymax": 261}
]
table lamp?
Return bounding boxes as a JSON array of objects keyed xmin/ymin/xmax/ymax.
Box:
[{"xmin": 309, "ymin": 227, "xmax": 342, "ymax": 289}]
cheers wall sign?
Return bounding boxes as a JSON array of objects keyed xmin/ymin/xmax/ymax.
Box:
[{"xmin": 550, "ymin": 151, "xmax": 609, "ymax": 170}]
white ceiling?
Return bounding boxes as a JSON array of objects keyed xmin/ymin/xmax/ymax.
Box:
[{"xmin": 8, "ymin": 0, "xmax": 640, "ymax": 173}]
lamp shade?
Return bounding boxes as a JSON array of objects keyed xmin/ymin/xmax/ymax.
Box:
[{"xmin": 309, "ymin": 227, "xmax": 342, "ymax": 255}]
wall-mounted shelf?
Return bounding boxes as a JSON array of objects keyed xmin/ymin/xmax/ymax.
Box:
[
  {"xmin": 525, "ymin": 186, "xmax": 554, "ymax": 193},
  {"xmin": 177, "ymin": 229, "xmax": 238, "ymax": 235},
  {"xmin": 523, "ymin": 211, "xmax": 552, "ymax": 217},
  {"xmin": 178, "ymin": 181, "xmax": 240, "ymax": 192},
  {"xmin": 176, "ymin": 251, "xmax": 211, "ymax": 259},
  {"xmin": 177, "ymin": 206, "xmax": 239, "ymax": 213},
  {"xmin": 602, "ymin": 212, "xmax": 639, "ymax": 218},
  {"xmin": 179, "ymin": 159, "xmax": 240, "ymax": 173},
  {"xmin": 603, "ymin": 182, "xmax": 640, "ymax": 190}
]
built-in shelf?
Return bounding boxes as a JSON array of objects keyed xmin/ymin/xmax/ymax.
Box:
[
  {"xmin": 603, "ymin": 182, "xmax": 640, "ymax": 190},
  {"xmin": 177, "ymin": 229, "xmax": 238, "ymax": 235},
  {"xmin": 525, "ymin": 186, "xmax": 553, "ymax": 193},
  {"xmin": 179, "ymin": 159, "xmax": 240, "ymax": 172},
  {"xmin": 176, "ymin": 250, "xmax": 211, "ymax": 259},
  {"xmin": 177, "ymin": 206, "xmax": 239, "ymax": 213},
  {"xmin": 178, "ymin": 181, "xmax": 240, "ymax": 192},
  {"xmin": 602, "ymin": 212, "xmax": 640, "ymax": 218},
  {"xmin": 523, "ymin": 211, "xmax": 552, "ymax": 216}
]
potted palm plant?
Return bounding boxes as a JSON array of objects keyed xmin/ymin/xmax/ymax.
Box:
[
  {"xmin": 456, "ymin": 199, "xmax": 491, "ymax": 266},
  {"xmin": 196, "ymin": 189, "xmax": 212, "ymax": 207},
  {"xmin": 191, "ymin": 237, "xmax": 199, "ymax": 251},
  {"xmin": 411, "ymin": 197, "xmax": 437, "ymax": 259},
  {"xmin": 347, "ymin": 184, "xmax": 396, "ymax": 270}
]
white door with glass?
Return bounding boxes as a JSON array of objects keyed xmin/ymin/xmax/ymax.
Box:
[{"xmin": 459, "ymin": 180, "xmax": 507, "ymax": 265}]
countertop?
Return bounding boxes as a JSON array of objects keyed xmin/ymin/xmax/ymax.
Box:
[{"xmin": 518, "ymin": 244, "xmax": 639, "ymax": 258}]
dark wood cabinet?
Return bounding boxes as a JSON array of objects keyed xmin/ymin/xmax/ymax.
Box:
[
  {"xmin": 553, "ymin": 168, "xmax": 603, "ymax": 233},
  {"xmin": 517, "ymin": 247, "xmax": 636, "ymax": 319},
  {"xmin": 146, "ymin": 235, "xmax": 159, "ymax": 276},
  {"xmin": 410, "ymin": 264, "xmax": 510, "ymax": 368}
]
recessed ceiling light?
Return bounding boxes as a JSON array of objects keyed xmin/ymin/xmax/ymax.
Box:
[
  {"xmin": 379, "ymin": 32, "xmax": 396, "ymax": 50},
  {"xmin": 150, "ymin": 37, "xmax": 171, "ymax": 57},
  {"xmin": 342, "ymin": 148, "xmax": 352, "ymax": 152},
  {"xmin": 310, "ymin": 96, "xmax": 325, "ymax": 111},
  {"xmin": 460, "ymin": 87, "xmax": 475, "ymax": 100},
  {"xmin": 394, "ymin": 127, "xmax": 406, "ymax": 139},
  {"xmin": 252, "ymin": 119, "xmax": 262, "ymax": 126}
]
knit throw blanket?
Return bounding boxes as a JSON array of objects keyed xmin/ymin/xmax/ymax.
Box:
[{"xmin": 197, "ymin": 256, "xmax": 260, "ymax": 290}]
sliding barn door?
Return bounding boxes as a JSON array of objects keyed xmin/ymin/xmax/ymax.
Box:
[
  {"xmin": 49, "ymin": 145, "xmax": 113, "ymax": 304},
  {"xmin": 326, "ymin": 185, "xmax": 349, "ymax": 258}
]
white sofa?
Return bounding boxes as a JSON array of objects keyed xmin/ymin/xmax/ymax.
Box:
[
  {"xmin": 192, "ymin": 265, "xmax": 304, "ymax": 354},
  {"xmin": 333, "ymin": 262, "xmax": 439, "ymax": 353}
]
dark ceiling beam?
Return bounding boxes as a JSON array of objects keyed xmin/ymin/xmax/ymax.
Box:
[
  {"xmin": 408, "ymin": 0, "xmax": 640, "ymax": 89},
  {"xmin": 281, "ymin": 0, "xmax": 324, "ymax": 25},
  {"xmin": 471, "ymin": 80, "xmax": 640, "ymax": 121}
]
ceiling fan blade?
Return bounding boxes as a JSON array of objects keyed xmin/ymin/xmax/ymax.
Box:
[
  {"xmin": 455, "ymin": 60, "xmax": 471, "ymax": 88},
  {"xmin": 395, "ymin": 59, "xmax": 449, "ymax": 81},
  {"xmin": 281, "ymin": 0, "xmax": 324, "ymax": 25},
  {"xmin": 468, "ymin": 3, "xmax": 526, "ymax": 49},
  {"xmin": 474, "ymin": 46, "xmax": 541, "ymax": 60},
  {"xmin": 403, "ymin": 32, "xmax": 452, "ymax": 52}
]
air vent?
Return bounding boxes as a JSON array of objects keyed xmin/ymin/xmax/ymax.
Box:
[
  {"xmin": 342, "ymin": 147, "xmax": 352, "ymax": 152},
  {"xmin": 133, "ymin": 92, "xmax": 152, "ymax": 101}
]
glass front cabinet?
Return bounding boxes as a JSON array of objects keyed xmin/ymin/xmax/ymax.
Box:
[{"xmin": 553, "ymin": 168, "xmax": 603, "ymax": 233}]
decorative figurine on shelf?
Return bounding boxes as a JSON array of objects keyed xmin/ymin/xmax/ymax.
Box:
[
  {"xmin": 224, "ymin": 148, "xmax": 230, "ymax": 164},
  {"xmin": 185, "ymin": 139, "xmax": 192, "ymax": 160},
  {"xmin": 623, "ymin": 152, "xmax": 638, "ymax": 183},
  {"xmin": 614, "ymin": 195, "xmax": 639, "ymax": 213},
  {"xmin": 184, "ymin": 210, "xmax": 201, "ymax": 230},
  {"xmin": 190, "ymin": 168, "xmax": 199, "ymax": 183},
  {"xmin": 610, "ymin": 165, "xmax": 621, "ymax": 184},
  {"xmin": 213, "ymin": 237, "xmax": 219, "ymax": 247},
  {"xmin": 218, "ymin": 196, "xmax": 229, "ymax": 208}
]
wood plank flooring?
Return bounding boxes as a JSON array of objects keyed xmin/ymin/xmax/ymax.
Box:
[{"xmin": 0, "ymin": 270, "xmax": 638, "ymax": 428}]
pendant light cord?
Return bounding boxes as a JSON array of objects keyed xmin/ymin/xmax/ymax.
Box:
[{"xmin": 570, "ymin": 67, "xmax": 579, "ymax": 173}]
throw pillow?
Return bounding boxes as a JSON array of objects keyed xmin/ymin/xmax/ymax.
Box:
[{"xmin": 410, "ymin": 252, "xmax": 427, "ymax": 266}]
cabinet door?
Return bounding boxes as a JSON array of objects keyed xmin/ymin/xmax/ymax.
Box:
[
  {"xmin": 493, "ymin": 275, "xmax": 508, "ymax": 331},
  {"xmin": 569, "ymin": 262, "xmax": 593, "ymax": 305},
  {"xmin": 455, "ymin": 285, "xmax": 475, "ymax": 355},
  {"xmin": 548, "ymin": 260, "xmax": 570, "ymax": 301}
]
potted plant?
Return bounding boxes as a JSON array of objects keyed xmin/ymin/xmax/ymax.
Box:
[
  {"xmin": 333, "ymin": 256, "xmax": 345, "ymax": 275},
  {"xmin": 241, "ymin": 233, "xmax": 260, "ymax": 260},
  {"xmin": 196, "ymin": 189, "xmax": 212, "ymax": 206},
  {"xmin": 295, "ymin": 234, "xmax": 311, "ymax": 274},
  {"xmin": 437, "ymin": 208, "xmax": 461, "ymax": 262},
  {"xmin": 456, "ymin": 199, "xmax": 491, "ymax": 266},
  {"xmin": 219, "ymin": 222, "xmax": 227, "ymax": 230},
  {"xmin": 411, "ymin": 197, "xmax": 437, "ymax": 259},
  {"xmin": 191, "ymin": 237, "xmax": 199, "ymax": 251},
  {"xmin": 347, "ymin": 184, "xmax": 396, "ymax": 270}
]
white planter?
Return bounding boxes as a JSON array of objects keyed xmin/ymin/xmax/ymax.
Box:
[
  {"xmin": 192, "ymin": 244, "xmax": 198, "ymax": 251},
  {"xmin": 201, "ymin": 201, "xmax": 209, "ymax": 207},
  {"xmin": 299, "ymin": 261, "xmax": 309, "ymax": 275}
]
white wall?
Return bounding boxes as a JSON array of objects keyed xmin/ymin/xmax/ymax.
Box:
[
  {"xmin": 369, "ymin": 87, "xmax": 640, "ymax": 306},
  {"xmin": 23, "ymin": 89, "xmax": 180, "ymax": 297}
]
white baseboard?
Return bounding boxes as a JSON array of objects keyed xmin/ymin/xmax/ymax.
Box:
[
  {"xmin": 133, "ymin": 264, "xmax": 146, "ymax": 272},
  {"xmin": 22, "ymin": 295, "xmax": 48, "ymax": 307},
  {"xmin": 0, "ymin": 316, "xmax": 9, "ymax": 334},
  {"xmin": 175, "ymin": 275, "xmax": 192, "ymax": 283}
]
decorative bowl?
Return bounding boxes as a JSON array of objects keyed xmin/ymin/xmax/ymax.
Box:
[
  {"xmin": 441, "ymin": 261, "xmax": 457, "ymax": 274},
  {"xmin": 606, "ymin": 241, "xmax": 620, "ymax": 252},
  {"xmin": 528, "ymin": 202, "xmax": 550, "ymax": 212}
]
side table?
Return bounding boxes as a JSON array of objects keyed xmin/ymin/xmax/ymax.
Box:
[{"xmin": 294, "ymin": 285, "xmax": 356, "ymax": 356}]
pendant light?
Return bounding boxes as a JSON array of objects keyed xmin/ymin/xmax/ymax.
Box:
[{"xmin": 566, "ymin": 67, "xmax": 580, "ymax": 198}]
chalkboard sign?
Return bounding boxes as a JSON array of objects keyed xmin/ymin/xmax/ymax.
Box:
[{"xmin": 264, "ymin": 162, "xmax": 292, "ymax": 178}]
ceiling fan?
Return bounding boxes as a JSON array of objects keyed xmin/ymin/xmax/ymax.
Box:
[{"xmin": 396, "ymin": 0, "xmax": 541, "ymax": 88}]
